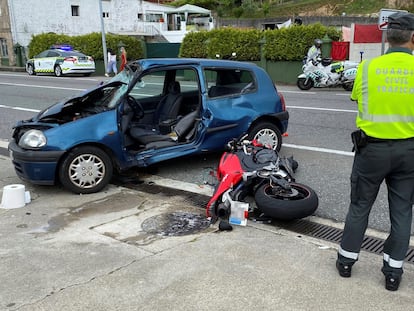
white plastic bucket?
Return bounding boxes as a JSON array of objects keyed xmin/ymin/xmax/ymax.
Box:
[{"xmin": 1, "ymin": 184, "xmax": 29, "ymax": 209}]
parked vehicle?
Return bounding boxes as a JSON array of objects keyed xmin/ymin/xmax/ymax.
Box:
[
  {"xmin": 26, "ymin": 44, "xmax": 95, "ymax": 77},
  {"xmin": 297, "ymin": 58, "xmax": 359, "ymax": 91},
  {"xmin": 9, "ymin": 58, "xmax": 289, "ymax": 194},
  {"xmin": 206, "ymin": 138, "xmax": 318, "ymax": 227}
]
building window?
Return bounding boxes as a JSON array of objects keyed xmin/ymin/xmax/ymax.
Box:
[
  {"xmin": 138, "ymin": 13, "xmax": 143, "ymax": 21},
  {"xmin": 0, "ymin": 39, "xmax": 8, "ymax": 57},
  {"xmin": 103, "ymin": 12, "xmax": 109, "ymax": 18},
  {"xmin": 71, "ymin": 5, "xmax": 79, "ymax": 16}
]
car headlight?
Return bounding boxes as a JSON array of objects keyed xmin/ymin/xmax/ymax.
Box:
[{"xmin": 19, "ymin": 130, "xmax": 47, "ymax": 149}]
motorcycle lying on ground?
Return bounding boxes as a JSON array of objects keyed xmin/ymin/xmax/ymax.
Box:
[
  {"xmin": 206, "ymin": 138, "xmax": 319, "ymax": 229},
  {"xmin": 297, "ymin": 57, "xmax": 359, "ymax": 91}
]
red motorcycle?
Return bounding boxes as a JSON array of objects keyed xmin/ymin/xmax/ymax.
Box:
[{"xmin": 206, "ymin": 138, "xmax": 318, "ymax": 227}]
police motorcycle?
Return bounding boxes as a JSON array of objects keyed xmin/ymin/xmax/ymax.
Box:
[
  {"xmin": 297, "ymin": 57, "xmax": 359, "ymax": 91},
  {"xmin": 206, "ymin": 136, "xmax": 319, "ymax": 229}
]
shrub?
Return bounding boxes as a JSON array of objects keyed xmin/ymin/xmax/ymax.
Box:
[
  {"xmin": 179, "ymin": 23, "xmax": 341, "ymax": 62},
  {"xmin": 27, "ymin": 33, "xmax": 145, "ymax": 60}
]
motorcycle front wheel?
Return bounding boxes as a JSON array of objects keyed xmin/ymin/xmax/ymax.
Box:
[
  {"xmin": 297, "ymin": 77, "xmax": 314, "ymax": 90},
  {"xmin": 254, "ymin": 182, "xmax": 318, "ymax": 220}
]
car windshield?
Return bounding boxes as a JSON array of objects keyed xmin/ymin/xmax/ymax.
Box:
[
  {"xmin": 107, "ymin": 62, "xmax": 142, "ymax": 85},
  {"xmin": 60, "ymin": 50, "xmax": 88, "ymax": 57}
]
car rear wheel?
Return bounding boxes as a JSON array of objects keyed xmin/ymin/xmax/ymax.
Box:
[
  {"xmin": 54, "ymin": 65, "xmax": 62, "ymax": 77},
  {"xmin": 59, "ymin": 146, "xmax": 113, "ymax": 194},
  {"xmin": 247, "ymin": 122, "xmax": 282, "ymax": 151},
  {"xmin": 27, "ymin": 64, "xmax": 36, "ymax": 75}
]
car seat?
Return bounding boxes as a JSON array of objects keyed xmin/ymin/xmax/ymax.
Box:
[
  {"xmin": 155, "ymin": 81, "xmax": 183, "ymax": 125},
  {"xmin": 129, "ymin": 109, "xmax": 199, "ymax": 148}
]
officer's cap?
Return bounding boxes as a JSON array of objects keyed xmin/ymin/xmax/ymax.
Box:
[{"xmin": 388, "ymin": 12, "xmax": 414, "ymax": 31}]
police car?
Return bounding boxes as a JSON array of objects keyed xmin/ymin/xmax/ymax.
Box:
[{"xmin": 26, "ymin": 45, "xmax": 95, "ymax": 77}]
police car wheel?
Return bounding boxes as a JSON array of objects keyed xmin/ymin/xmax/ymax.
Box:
[
  {"xmin": 27, "ymin": 64, "xmax": 36, "ymax": 75},
  {"xmin": 54, "ymin": 65, "xmax": 62, "ymax": 77}
]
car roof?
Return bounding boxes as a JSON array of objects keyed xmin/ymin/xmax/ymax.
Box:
[
  {"xmin": 38, "ymin": 49, "xmax": 87, "ymax": 57},
  {"xmin": 136, "ymin": 58, "xmax": 258, "ymax": 70}
]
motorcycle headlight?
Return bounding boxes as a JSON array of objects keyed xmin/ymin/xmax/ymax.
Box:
[{"xmin": 19, "ymin": 130, "xmax": 47, "ymax": 149}]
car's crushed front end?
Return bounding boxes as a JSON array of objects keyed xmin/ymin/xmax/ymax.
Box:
[{"xmin": 8, "ymin": 79, "xmax": 131, "ymax": 186}]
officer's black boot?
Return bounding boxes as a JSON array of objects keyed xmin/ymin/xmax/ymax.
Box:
[
  {"xmin": 382, "ymin": 260, "xmax": 403, "ymax": 291},
  {"xmin": 336, "ymin": 254, "xmax": 355, "ymax": 278}
]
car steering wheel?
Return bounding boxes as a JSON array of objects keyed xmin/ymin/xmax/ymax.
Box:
[{"xmin": 127, "ymin": 95, "xmax": 144, "ymax": 119}]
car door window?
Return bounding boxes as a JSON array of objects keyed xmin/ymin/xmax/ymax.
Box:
[
  {"xmin": 205, "ymin": 68, "xmax": 257, "ymax": 98},
  {"xmin": 47, "ymin": 51, "xmax": 60, "ymax": 57},
  {"xmin": 129, "ymin": 71, "xmax": 166, "ymax": 100},
  {"xmin": 36, "ymin": 51, "xmax": 49, "ymax": 58}
]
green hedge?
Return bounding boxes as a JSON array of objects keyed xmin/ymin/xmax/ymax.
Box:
[
  {"xmin": 28, "ymin": 24, "xmax": 340, "ymax": 63},
  {"xmin": 180, "ymin": 23, "xmax": 340, "ymax": 61},
  {"xmin": 27, "ymin": 33, "xmax": 145, "ymax": 60}
]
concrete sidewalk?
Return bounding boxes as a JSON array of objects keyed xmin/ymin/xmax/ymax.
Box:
[{"xmin": 1, "ymin": 153, "xmax": 414, "ymax": 310}]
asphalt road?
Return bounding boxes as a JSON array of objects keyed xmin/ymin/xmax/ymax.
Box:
[{"xmin": 0, "ymin": 71, "xmax": 403, "ymax": 233}]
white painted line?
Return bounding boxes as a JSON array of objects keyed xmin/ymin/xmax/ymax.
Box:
[
  {"xmin": 0, "ymin": 140, "xmax": 9, "ymax": 149},
  {"xmin": 0, "ymin": 82, "xmax": 84, "ymax": 91},
  {"xmin": 287, "ymin": 105, "xmax": 357, "ymax": 113},
  {"xmin": 283, "ymin": 143, "xmax": 354, "ymax": 157},
  {"xmin": 0, "ymin": 104, "xmax": 40, "ymax": 112},
  {"xmin": 279, "ymin": 89, "xmax": 317, "ymax": 95}
]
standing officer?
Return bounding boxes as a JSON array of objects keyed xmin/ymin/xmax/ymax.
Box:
[{"xmin": 336, "ymin": 12, "xmax": 414, "ymax": 291}]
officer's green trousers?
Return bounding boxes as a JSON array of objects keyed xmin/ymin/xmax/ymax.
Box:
[{"xmin": 340, "ymin": 139, "xmax": 414, "ymax": 273}]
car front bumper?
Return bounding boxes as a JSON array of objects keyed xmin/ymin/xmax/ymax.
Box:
[{"xmin": 8, "ymin": 140, "xmax": 66, "ymax": 185}]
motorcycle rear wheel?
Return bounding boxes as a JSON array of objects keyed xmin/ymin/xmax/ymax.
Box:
[
  {"xmin": 342, "ymin": 81, "xmax": 354, "ymax": 91},
  {"xmin": 297, "ymin": 78, "xmax": 314, "ymax": 90},
  {"xmin": 254, "ymin": 182, "xmax": 318, "ymax": 220}
]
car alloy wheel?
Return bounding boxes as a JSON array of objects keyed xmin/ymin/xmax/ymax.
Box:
[
  {"xmin": 59, "ymin": 146, "xmax": 113, "ymax": 194},
  {"xmin": 54, "ymin": 65, "xmax": 62, "ymax": 77},
  {"xmin": 247, "ymin": 122, "xmax": 282, "ymax": 151}
]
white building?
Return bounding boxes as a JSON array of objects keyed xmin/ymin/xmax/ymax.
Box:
[{"xmin": 6, "ymin": 0, "xmax": 213, "ymax": 48}]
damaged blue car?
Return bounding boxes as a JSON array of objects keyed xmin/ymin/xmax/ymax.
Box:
[{"xmin": 9, "ymin": 58, "xmax": 289, "ymax": 194}]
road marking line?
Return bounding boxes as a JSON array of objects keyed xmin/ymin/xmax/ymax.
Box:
[
  {"xmin": 278, "ymin": 90, "xmax": 317, "ymax": 94},
  {"xmin": 0, "ymin": 82, "xmax": 84, "ymax": 91},
  {"xmin": 283, "ymin": 143, "xmax": 354, "ymax": 156},
  {"xmin": 0, "ymin": 104, "xmax": 40, "ymax": 112},
  {"xmin": 0, "ymin": 140, "xmax": 9, "ymax": 149},
  {"xmin": 287, "ymin": 105, "xmax": 357, "ymax": 113}
]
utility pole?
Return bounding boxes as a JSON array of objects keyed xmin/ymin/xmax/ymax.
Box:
[{"xmin": 98, "ymin": 0, "xmax": 108, "ymax": 71}]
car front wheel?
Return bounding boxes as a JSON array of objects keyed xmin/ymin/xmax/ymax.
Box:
[
  {"xmin": 59, "ymin": 146, "xmax": 113, "ymax": 194},
  {"xmin": 54, "ymin": 65, "xmax": 63, "ymax": 77},
  {"xmin": 247, "ymin": 122, "xmax": 282, "ymax": 151}
]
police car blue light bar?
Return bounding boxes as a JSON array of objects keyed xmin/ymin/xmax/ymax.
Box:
[{"xmin": 50, "ymin": 44, "xmax": 73, "ymax": 51}]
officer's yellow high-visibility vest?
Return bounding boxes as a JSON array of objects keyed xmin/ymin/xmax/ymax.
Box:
[{"xmin": 351, "ymin": 51, "xmax": 414, "ymax": 139}]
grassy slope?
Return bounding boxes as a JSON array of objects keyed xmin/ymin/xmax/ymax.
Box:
[{"xmin": 262, "ymin": 0, "xmax": 413, "ymax": 18}]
